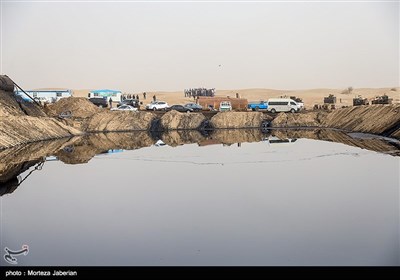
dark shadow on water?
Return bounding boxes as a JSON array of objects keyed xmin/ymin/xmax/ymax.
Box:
[{"xmin": 0, "ymin": 128, "xmax": 399, "ymax": 196}]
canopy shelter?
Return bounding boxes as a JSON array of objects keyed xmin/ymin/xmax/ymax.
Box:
[{"xmin": 89, "ymin": 89, "xmax": 122, "ymax": 102}]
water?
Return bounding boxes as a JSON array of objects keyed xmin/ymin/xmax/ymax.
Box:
[{"xmin": 0, "ymin": 129, "xmax": 399, "ymax": 266}]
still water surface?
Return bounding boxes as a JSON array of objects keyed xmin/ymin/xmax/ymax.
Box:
[{"xmin": 1, "ymin": 133, "xmax": 399, "ymax": 265}]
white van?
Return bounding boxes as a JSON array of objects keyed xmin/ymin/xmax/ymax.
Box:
[
  {"xmin": 267, "ymin": 98, "xmax": 299, "ymax": 113},
  {"xmin": 219, "ymin": 101, "xmax": 232, "ymax": 112}
]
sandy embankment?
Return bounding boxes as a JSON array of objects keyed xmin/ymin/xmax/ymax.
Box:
[
  {"xmin": 271, "ymin": 104, "xmax": 400, "ymax": 138},
  {"xmin": 0, "ymin": 89, "xmax": 81, "ymax": 150}
]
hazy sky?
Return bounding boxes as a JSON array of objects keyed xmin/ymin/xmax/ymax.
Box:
[{"xmin": 1, "ymin": 0, "xmax": 399, "ymax": 91}]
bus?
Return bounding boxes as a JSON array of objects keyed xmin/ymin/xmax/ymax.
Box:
[
  {"xmin": 88, "ymin": 89, "xmax": 122, "ymax": 102},
  {"xmin": 267, "ymin": 98, "xmax": 300, "ymax": 113}
]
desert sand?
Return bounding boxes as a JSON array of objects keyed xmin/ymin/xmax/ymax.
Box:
[{"xmin": 72, "ymin": 87, "xmax": 399, "ymax": 109}]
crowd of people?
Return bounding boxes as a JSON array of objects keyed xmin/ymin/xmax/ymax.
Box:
[
  {"xmin": 122, "ymin": 92, "xmax": 147, "ymax": 100},
  {"xmin": 184, "ymin": 88, "xmax": 215, "ymax": 98}
]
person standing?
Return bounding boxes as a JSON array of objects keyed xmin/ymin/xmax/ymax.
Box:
[
  {"xmin": 153, "ymin": 94, "xmax": 156, "ymax": 102},
  {"xmin": 143, "ymin": 92, "xmax": 146, "ymax": 99},
  {"xmin": 109, "ymin": 97, "xmax": 113, "ymax": 108}
]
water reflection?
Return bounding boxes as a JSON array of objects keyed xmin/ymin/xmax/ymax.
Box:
[
  {"xmin": 0, "ymin": 129, "xmax": 399, "ymax": 197},
  {"xmin": 1, "ymin": 131, "xmax": 398, "ymax": 266}
]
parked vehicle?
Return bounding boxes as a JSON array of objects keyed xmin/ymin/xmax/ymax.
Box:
[
  {"xmin": 296, "ymin": 101, "xmax": 304, "ymax": 110},
  {"xmin": 371, "ymin": 94, "xmax": 392, "ymax": 105},
  {"xmin": 89, "ymin": 97, "xmax": 108, "ymax": 108},
  {"xmin": 34, "ymin": 96, "xmax": 53, "ymax": 104},
  {"xmin": 111, "ymin": 105, "xmax": 138, "ymax": 111},
  {"xmin": 267, "ymin": 98, "xmax": 299, "ymax": 113},
  {"xmin": 324, "ymin": 94, "xmax": 336, "ymax": 104},
  {"xmin": 219, "ymin": 101, "xmax": 232, "ymax": 112},
  {"xmin": 184, "ymin": 103, "xmax": 203, "ymax": 111},
  {"xmin": 248, "ymin": 101, "xmax": 268, "ymax": 111},
  {"xmin": 353, "ymin": 95, "xmax": 369, "ymax": 106},
  {"xmin": 290, "ymin": 96, "xmax": 304, "ymax": 110},
  {"xmin": 117, "ymin": 99, "xmax": 141, "ymax": 108},
  {"xmin": 167, "ymin": 105, "xmax": 193, "ymax": 113},
  {"xmin": 145, "ymin": 101, "xmax": 169, "ymax": 111}
]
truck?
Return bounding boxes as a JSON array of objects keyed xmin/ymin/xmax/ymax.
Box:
[
  {"xmin": 353, "ymin": 95, "xmax": 369, "ymax": 106},
  {"xmin": 247, "ymin": 101, "xmax": 268, "ymax": 111},
  {"xmin": 324, "ymin": 94, "xmax": 336, "ymax": 104}
]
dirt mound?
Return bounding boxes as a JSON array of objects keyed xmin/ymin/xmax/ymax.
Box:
[
  {"xmin": 322, "ymin": 104, "xmax": 400, "ymax": 136},
  {"xmin": 45, "ymin": 97, "xmax": 100, "ymax": 119},
  {"xmin": 211, "ymin": 112, "xmax": 269, "ymax": 129},
  {"xmin": 0, "ymin": 116, "xmax": 81, "ymax": 149},
  {"xmin": 270, "ymin": 105, "xmax": 400, "ymax": 139},
  {"xmin": 0, "ymin": 90, "xmax": 46, "ymax": 117},
  {"xmin": 271, "ymin": 111, "xmax": 326, "ymax": 127},
  {"xmin": 0, "ymin": 75, "xmax": 15, "ymax": 92},
  {"xmin": 160, "ymin": 110, "xmax": 206, "ymax": 130},
  {"xmin": 0, "ymin": 91, "xmax": 25, "ymax": 116},
  {"xmin": 85, "ymin": 111, "xmax": 156, "ymax": 132}
]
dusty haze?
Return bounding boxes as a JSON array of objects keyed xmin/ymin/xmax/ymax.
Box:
[{"xmin": 1, "ymin": 1, "xmax": 399, "ymax": 91}]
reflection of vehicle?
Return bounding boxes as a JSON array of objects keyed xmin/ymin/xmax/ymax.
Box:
[
  {"xmin": 184, "ymin": 103, "xmax": 203, "ymax": 111},
  {"xmin": 111, "ymin": 105, "xmax": 138, "ymax": 111},
  {"xmin": 219, "ymin": 101, "xmax": 232, "ymax": 112},
  {"xmin": 154, "ymin": 140, "xmax": 166, "ymax": 147},
  {"xmin": 167, "ymin": 105, "xmax": 193, "ymax": 113},
  {"xmin": 248, "ymin": 101, "xmax": 268, "ymax": 111},
  {"xmin": 89, "ymin": 97, "xmax": 108, "ymax": 108},
  {"xmin": 117, "ymin": 99, "xmax": 141, "ymax": 108},
  {"xmin": 263, "ymin": 136, "xmax": 297, "ymax": 145},
  {"xmin": 267, "ymin": 98, "xmax": 299, "ymax": 113},
  {"xmin": 146, "ymin": 101, "xmax": 169, "ymax": 111}
]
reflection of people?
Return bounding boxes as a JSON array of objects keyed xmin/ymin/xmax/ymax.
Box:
[{"xmin": 109, "ymin": 98, "xmax": 112, "ymax": 108}]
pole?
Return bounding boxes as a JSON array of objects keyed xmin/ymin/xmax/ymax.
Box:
[{"xmin": 6, "ymin": 75, "xmax": 42, "ymax": 107}]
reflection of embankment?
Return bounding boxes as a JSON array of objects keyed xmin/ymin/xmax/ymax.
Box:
[
  {"xmin": 206, "ymin": 129, "xmax": 265, "ymax": 145},
  {"xmin": 0, "ymin": 129, "xmax": 398, "ymax": 196},
  {"xmin": 271, "ymin": 104, "xmax": 400, "ymax": 139},
  {"xmin": 0, "ymin": 139, "xmax": 76, "ymax": 196},
  {"xmin": 55, "ymin": 132, "xmax": 154, "ymax": 164},
  {"xmin": 271, "ymin": 129, "xmax": 400, "ymax": 156},
  {"xmin": 161, "ymin": 130, "xmax": 205, "ymax": 147}
]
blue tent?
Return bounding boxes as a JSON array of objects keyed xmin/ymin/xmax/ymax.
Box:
[
  {"xmin": 89, "ymin": 89, "xmax": 122, "ymax": 101},
  {"xmin": 90, "ymin": 89, "xmax": 121, "ymax": 94}
]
